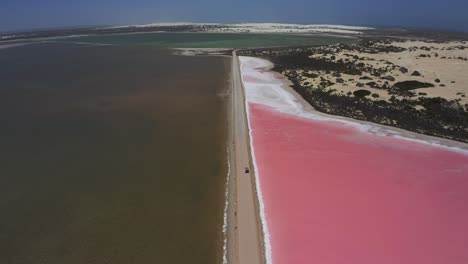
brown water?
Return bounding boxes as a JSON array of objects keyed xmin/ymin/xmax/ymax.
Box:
[{"xmin": 0, "ymin": 43, "xmax": 229, "ymax": 264}]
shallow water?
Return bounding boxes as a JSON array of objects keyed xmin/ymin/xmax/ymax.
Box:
[
  {"xmin": 0, "ymin": 43, "xmax": 229, "ymax": 264},
  {"xmin": 56, "ymin": 32, "xmax": 357, "ymax": 48}
]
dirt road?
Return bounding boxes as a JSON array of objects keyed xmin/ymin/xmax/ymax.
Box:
[{"xmin": 229, "ymin": 51, "xmax": 264, "ymax": 264}]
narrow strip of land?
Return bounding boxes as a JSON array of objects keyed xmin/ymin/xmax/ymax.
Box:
[{"xmin": 230, "ymin": 51, "xmax": 264, "ymax": 264}]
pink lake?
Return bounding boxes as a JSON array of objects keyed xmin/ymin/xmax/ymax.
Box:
[{"xmin": 240, "ymin": 56, "xmax": 468, "ymax": 264}]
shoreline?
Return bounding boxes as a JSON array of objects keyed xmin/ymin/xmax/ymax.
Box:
[
  {"xmin": 224, "ymin": 60, "xmax": 238, "ymax": 264},
  {"xmin": 222, "ymin": 146, "xmax": 233, "ymax": 264},
  {"xmin": 243, "ymin": 83, "xmax": 272, "ymax": 264}
]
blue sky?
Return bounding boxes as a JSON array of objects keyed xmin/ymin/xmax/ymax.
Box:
[{"xmin": 1, "ymin": 0, "xmax": 467, "ymax": 32}]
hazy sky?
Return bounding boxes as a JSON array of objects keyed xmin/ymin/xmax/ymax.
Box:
[{"xmin": 1, "ymin": 0, "xmax": 467, "ymax": 32}]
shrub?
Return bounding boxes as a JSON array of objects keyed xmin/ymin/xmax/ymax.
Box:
[
  {"xmin": 393, "ymin": 81, "xmax": 434, "ymax": 90},
  {"xmin": 353, "ymin": 89, "xmax": 372, "ymax": 97}
]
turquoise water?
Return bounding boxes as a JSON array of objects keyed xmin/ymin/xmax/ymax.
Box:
[{"xmin": 56, "ymin": 32, "xmax": 357, "ymax": 48}]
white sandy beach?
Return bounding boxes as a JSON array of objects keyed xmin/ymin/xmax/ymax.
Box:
[{"xmin": 106, "ymin": 22, "xmax": 373, "ymax": 35}]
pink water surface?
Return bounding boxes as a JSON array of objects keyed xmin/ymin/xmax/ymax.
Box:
[
  {"xmin": 248, "ymin": 103, "xmax": 468, "ymax": 264},
  {"xmin": 243, "ymin": 75, "xmax": 266, "ymax": 83}
]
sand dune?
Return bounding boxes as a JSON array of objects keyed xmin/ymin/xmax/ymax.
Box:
[{"xmin": 106, "ymin": 22, "xmax": 373, "ymax": 34}]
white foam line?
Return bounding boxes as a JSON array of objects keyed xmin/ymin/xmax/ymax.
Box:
[
  {"xmin": 391, "ymin": 135, "xmax": 468, "ymax": 155},
  {"xmin": 246, "ymin": 103, "xmax": 273, "ymax": 264},
  {"xmin": 222, "ymin": 147, "xmax": 231, "ymax": 264},
  {"xmin": 239, "ymin": 56, "xmax": 468, "ymax": 156},
  {"xmin": 239, "ymin": 63, "xmax": 273, "ymax": 264},
  {"xmin": 43, "ymin": 40, "xmax": 114, "ymax": 47}
]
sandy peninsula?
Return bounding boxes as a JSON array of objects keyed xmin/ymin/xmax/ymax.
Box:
[{"xmin": 0, "ymin": 43, "xmax": 31, "ymax": 50}]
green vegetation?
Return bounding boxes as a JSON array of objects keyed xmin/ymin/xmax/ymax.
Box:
[
  {"xmin": 57, "ymin": 32, "xmax": 357, "ymax": 48},
  {"xmin": 393, "ymin": 81, "xmax": 435, "ymax": 90},
  {"xmin": 353, "ymin": 89, "xmax": 372, "ymax": 97}
]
